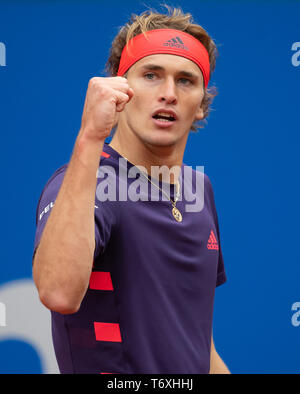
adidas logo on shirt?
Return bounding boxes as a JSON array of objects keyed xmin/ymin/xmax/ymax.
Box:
[
  {"xmin": 207, "ymin": 230, "xmax": 219, "ymax": 251},
  {"xmin": 163, "ymin": 36, "xmax": 188, "ymax": 50}
]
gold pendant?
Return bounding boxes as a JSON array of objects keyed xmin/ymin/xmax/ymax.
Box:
[{"xmin": 172, "ymin": 207, "xmax": 182, "ymax": 222}]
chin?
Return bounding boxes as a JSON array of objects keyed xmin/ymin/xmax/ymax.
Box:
[{"xmin": 142, "ymin": 133, "xmax": 179, "ymax": 148}]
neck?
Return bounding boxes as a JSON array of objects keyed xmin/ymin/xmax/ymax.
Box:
[{"xmin": 109, "ymin": 127, "xmax": 186, "ymax": 184}]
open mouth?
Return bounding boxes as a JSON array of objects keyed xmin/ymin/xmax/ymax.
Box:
[{"xmin": 152, "ymin": 112, "xmax": 176, "ymax": 122}]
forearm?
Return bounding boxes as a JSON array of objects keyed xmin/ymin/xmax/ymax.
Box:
[
  {"xmin": 33, "ymin": 132, "xmax": 104, "ymax": 314},
  {"xmin": 33, "ymin": 76, "xmax": 132, "ymax": 314}
]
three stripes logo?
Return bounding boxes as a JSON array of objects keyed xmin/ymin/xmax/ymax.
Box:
[
  {"xmin": 163, "ymin": 36, "xmax": 188, "ymax": 51},
  {"xmin": 207, "ymin": 230, "xmax": 219, "ymax": 251}
]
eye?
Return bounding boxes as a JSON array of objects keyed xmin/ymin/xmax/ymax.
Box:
[
  {"xmin": 144, "ymin": 72, "xmax": 156, "ymax": 80},
  {"xmin": 178, "ymin": 78, "xmax": 192, "ymax": 85}
]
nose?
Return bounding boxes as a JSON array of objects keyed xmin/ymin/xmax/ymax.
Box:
[{"xmin": 158, "ymin": 77, "xmax": 177, "ymax": 105}]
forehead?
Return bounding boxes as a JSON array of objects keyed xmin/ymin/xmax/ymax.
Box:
[{"xmin": 128, "ymin": 54, "xmax": 204, "ymax": 80}]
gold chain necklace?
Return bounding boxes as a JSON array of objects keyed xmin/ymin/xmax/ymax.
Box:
[{"xmin": 125, "ymin": 158, "xmax": 183, "ymax": 223}]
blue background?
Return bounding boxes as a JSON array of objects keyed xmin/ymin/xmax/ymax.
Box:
[{"xmin": 0, "ymin": 0, "xmax": 299, "ymax": 373}]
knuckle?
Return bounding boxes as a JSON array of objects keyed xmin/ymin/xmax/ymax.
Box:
[
  {"xmin": 88, "ymin": 77, "xmax": 99, "ymax": 86},
  {"xmin": 89, "ymin": 78, "xmax": 111, "ymax": 95}
]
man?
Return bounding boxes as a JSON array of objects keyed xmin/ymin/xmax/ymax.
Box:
[{"xmin": 33, "ymin": 7, "xmax": 230, "ymax": 374}]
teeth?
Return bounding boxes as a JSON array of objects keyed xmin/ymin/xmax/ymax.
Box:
[{"xmin": 157, "ymin": 112, "xmax": 173, "ymax": 118}]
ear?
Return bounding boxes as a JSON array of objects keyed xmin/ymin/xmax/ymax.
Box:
[{"xmin": 194, "ymin": 104, "xmax": 204, "ymax": 121}]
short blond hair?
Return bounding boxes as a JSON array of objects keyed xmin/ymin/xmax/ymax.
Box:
[{"xmin": 106, "ymin": 6, "xmax": 218, "ymax": 130}]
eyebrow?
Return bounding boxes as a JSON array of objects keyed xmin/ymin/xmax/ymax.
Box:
[{"xmin": 141, "ymin": 64, "xmax": 199, "ymax": 79}]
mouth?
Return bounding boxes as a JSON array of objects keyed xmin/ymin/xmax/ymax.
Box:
[{"xmin": 152, "ymin": 110, "xmax": 177, "ymax": 127}]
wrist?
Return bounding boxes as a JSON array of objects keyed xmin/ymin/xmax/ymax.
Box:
[
  {"xmin": 77, "ymin": 126, "xmax": 108, "ymax": 144},
  {"xmin": 73, "ymin": 131, "xmax": 105, "ymax": 165}
]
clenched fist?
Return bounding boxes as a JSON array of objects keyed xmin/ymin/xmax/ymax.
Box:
[{"xmin": 80, "ymin": 76, "xmax": 134, "ymax": 142}]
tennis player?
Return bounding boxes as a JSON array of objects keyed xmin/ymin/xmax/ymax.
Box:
[{"xmin": 33, "ymin": 7, "xmax": 230, "ymax": 374}]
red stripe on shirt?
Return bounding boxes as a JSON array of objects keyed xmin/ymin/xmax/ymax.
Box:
[
  {"xmin": 89, "ymin": 271, "xmax": 114, "ymax": 291},
  {"xmin": 94, "ymin": 322, "xmax": 122, "ymax": 342}
]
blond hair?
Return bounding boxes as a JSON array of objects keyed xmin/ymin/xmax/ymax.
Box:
[{"xmin": 106, "ymin": 6, "xmax": 218, "ymax": 130}]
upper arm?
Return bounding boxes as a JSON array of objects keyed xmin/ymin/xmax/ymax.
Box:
[{"xmin": 32, "ymin": 167, "xmax": 67, "ymax": 265}]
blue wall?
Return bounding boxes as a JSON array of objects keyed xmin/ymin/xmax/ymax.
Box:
[{"xmin": 0, "ymin": 0, "xmax": 299, "ymax": 374}]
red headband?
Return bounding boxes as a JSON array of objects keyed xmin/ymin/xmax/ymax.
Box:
[{"xmin": 117, "ymin": 29, "xmax": 210, "ymax": 88}]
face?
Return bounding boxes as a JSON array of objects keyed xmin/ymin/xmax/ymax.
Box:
[{"xmin": 117, "ymin": 54, "xmax": 205, "ymax": 149}]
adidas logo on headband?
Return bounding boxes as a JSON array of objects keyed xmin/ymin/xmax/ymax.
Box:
[
  {"xmin": 163, "ymin": 36, "xmax": 188, "ymax": 51},
  {"xmin": 117, "ymin": 29, "xmax": 210, "ymax": 87}
]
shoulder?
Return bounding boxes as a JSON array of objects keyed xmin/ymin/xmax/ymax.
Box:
[
  {"xmin": 38, "ymin": 163, "xmax": 69, "ymax": 204},
  {"xmin": 42, "ymin": 164, "xmax": 68, "ymax": 192},
  {"xmin": 35, "ymin": 164, "xmax": 68, "ymax": 224},
  {"xmin": 182, "ymin": 164, "xmax": 214, "ymax": 194}
]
